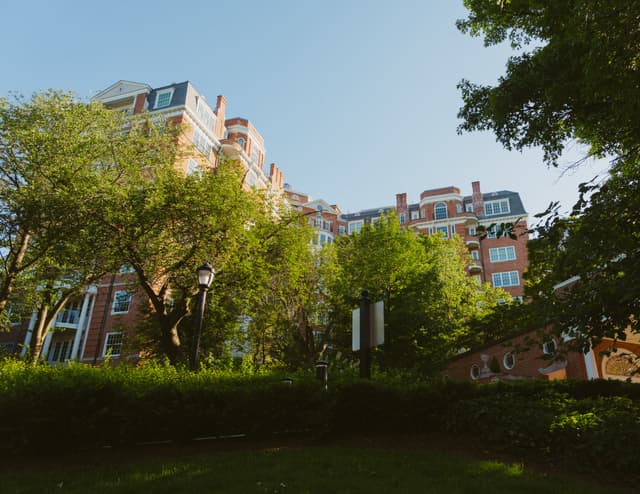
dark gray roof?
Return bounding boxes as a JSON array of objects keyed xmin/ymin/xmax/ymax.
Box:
[
  {"xmin": 343, "ymin": 190, "xmax": 527, "ymax": 222},
  {"xmin": 148, "ymin": 81, "xmax": 189, "ymax": 111},
  {"xmin": 462, "ymin": 190, "xmax": 527, "ymax": 219}
]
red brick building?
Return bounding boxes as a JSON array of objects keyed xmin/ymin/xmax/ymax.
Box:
[{"xmin": 0, "ymin": 80, "xmax": 531, "ymax": 363}]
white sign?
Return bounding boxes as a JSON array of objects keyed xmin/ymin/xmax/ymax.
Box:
[{"xmin": 352, "ymin": 300, "xmax": 384, "ymax": 351}]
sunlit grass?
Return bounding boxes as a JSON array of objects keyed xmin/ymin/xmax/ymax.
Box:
[{"xmin": 1, "ymin": 446, "xmax": 631, "ymax": 494}]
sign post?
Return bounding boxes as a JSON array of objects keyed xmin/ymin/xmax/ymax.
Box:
[
  {"xmin": 359, "ymin": 290, "xmax": 371, "ymax": 379},
  {"xmin": 352, "ymin": 290, "xmax": 384, "ymax": 379}
]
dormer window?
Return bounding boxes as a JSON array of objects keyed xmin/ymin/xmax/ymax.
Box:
[{"xmin": 155, "ymin": 89, "xmax": 174, "ymax": 109}]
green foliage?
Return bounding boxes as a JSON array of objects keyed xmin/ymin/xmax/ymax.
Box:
[
  {"xmin": 322, "ymin": 214, "xmax": 507, "ymax": 372},
  {"xmin": 457, "ymin": 0, "xmax": 640, "ymax": 166},
  {"xmin": 458, "ymin": 1, "xmax": 640, "ymax": 352},
  {"xmin": 1, "ymin": 361, "xmax": 639, "ymax": 474},
  {"xmin": 526, "ymin": 160, "xmax": 640, "ymax": 353}
]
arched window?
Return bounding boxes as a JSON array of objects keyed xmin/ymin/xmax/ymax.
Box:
[{"xmin": 434, "ymin": 202, "xmax": 447, "ymax": 220}]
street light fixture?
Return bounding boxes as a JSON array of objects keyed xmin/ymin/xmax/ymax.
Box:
[{"xmin": 191, "ymin": 262, "xmax": 214, "ymax": 371}]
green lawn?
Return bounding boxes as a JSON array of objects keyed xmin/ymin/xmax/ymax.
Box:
[{"xmin": 1, "ymin": 442, "xmax": 633, "ymax": 494}]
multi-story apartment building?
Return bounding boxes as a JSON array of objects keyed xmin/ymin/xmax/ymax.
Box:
[
  {"xmin": 341, "ymin": 181, "xmax": 528, "ymax": 298},
  {"xmin": 0, "ymin": 80, "xmax": 286, "ymax": 363},
  {"xmin": 284, "ymin": 186, "xmax": 347, "ymax": 247},
  {"xmin": 0, "ymin": 80, "xmax": 528, "ymax": 362}
]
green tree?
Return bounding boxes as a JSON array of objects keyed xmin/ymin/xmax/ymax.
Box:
[
  {"xmin": 100, "ymin": 158, "xmax": 263, "ymax": 366},
  {"xmin": 0, "ymin": 92, "xmax": 151, "ymax": 359},
  {"xmin": 457, "ymin": 0, "xmax": 640, "ymax": 166},
  {"xmin": 323, "ymin": 215, "xmax": 506, "ymax": 372},
  {"xmin": 526, "ymin": 160, "xmax": 640, "ymax": 353},
  {"xmin": 457, "ymin": 1, "xmax": 640, "ymax": 350}
]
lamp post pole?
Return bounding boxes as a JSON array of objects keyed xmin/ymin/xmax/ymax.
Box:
[{"xmin": 191, "ymin": 262, "xmax": 214, "ymax": 371}]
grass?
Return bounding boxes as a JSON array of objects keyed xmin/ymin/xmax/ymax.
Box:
[{"xmin": 1, "ymin": 440, "xmax": 633, "ymax": 494}]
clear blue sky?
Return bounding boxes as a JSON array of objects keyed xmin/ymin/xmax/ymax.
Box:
[{"xmin": 0, "ymin": 0, "xmax": 605, "ymax": 219}]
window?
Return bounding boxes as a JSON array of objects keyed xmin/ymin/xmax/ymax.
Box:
[
  {"xmin": 119, "ymin": 264, "xmax": 135, "ymax": 274},
  {"xmin": 420, "ymin": 209, "xmax": 426, "ymax": 219},
  {"xmin": 484, "ymin": 199, "xmax": 510, "ymax": 216},
  {"xmin": 192, "ymin": 128, "xmax": 212, "ymax": 158},
  {"xmin": 489, "ymin": 246, "xmax": 516, "ymax": 262},
  {"xmin": 237, "ymin": 137, "xmax": 246, "ymax": 147},
  {"xmin": 187, "ymin": 158, "xmax": 201, "ymax": 176},
  {"xmin": 49, "ymin": 340, "xmax": 71, "ymax": 362},
  {"xmin": 436, "ymin": 226, "xmax": 448, "ymax": 238},
  {"xmin": 411, "ymin": 210, "xmax": 419, "ymax": 220},
  {"xmin": 456, "ymin": 203, "xmax": 463, "ymax": 213},
  {"xmin": 471, "ymin": 250, "xmax": 479, "ymax": 261},
  {"xmin": 0, "ymin": 342, "xmax": 15, "ymax": 356},
  {"xmin": 451, "ymin": 224, "xmax": 456, "ymax": 235},
  {"xmin": 542, "ymin": 339, "xmax": 557, "ymax": 355},
  {"xmin": 196, "ymin": 99, "xmax": 216, "ymax": 130},
  {"xmin": 56, "ymin": 300, "xmax": 81, "ymax": 325},
  {"xmin": 315, "ymin": 215, "xmax": 323, "ymax": 227},
  {"xmin": 112, "ymin": 291, "xmax": 132, "ymax": 314},
  {"xmin": 434, "ymin": 202, "xmax": 447, "ymax": 220},
  {"xmin": 465, "ymin": 203, "xmax": 474, "ymax": 213},
  {"xmin": 469, "ymin": 227, "xmax": 477, "ymax": 236},
  {"xmin": 348, "ymin": 221, "xmax": 363, "ymax": 234},
  {"xmin": 103, "ymin": 332, "xmax": 123, "ymax": 357},
  {"xmin": 485, "ymin": 224, "xmax": 505, "ymax": 239},
  {"xmin": 338, "ymin": 225, "xmax": 346, "ymax": 235},
  {"xmin": 470, "ymin": 364, "xmax": 480, "ymax": 380},
  {"xmin": 250, "ymin": 145, "xmax": 262, "ymax": 165},
  {"xmin": 399, "ymin": 213, "xmax": 406, "ymax": 225},
  {"xmin": 492, "ymin": 271, "xmax": 520, "ymax": 288},
  {"xmin": 503, "ymin": 352, "xmax": 516, "ymax": 370},
  {"xmin": 155, "ymin": 89, "xmax": 173, "ymax": 109}
]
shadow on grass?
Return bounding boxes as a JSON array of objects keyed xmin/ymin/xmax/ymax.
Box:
[{"xmin": 2, "ymin": 446, "xmax": 632, "ymax": 494}]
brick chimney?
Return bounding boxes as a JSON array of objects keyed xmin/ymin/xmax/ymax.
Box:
[
  {"xmin": 269, "ymin": 163, "xmax": 284, "ymax": 190},
  {"xmin": 214, "ymin": 95, "xmax": 227, "ymax": 140},
  {"xmin": 396, "ymin": 193, "xmax": 408, "ymax": 214},
  {"xmin": 472, "ymin": 181, "xmax": 484, "ymax": 216}
]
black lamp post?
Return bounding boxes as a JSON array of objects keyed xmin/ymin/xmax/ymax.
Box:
[{"xmin": 191, "ymin": 262, "xmax": 215, "ymax": 371}]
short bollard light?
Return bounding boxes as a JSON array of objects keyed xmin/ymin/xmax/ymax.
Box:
[
  {"xmin": 281, "ymin": 376, "xmax": 293, "ymax": 385},
  {"xmin": 315, "ymin": 360, "xmax": 329, "ymax": 390}
]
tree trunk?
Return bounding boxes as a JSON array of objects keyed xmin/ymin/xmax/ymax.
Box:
[
  {"xmin": 29, "ymin": 305, "xmax": 49, "ymax": 363},
  {"xmin": 159, "ymin": 319, "xmax": 182, "ymax": 366},
  {"xmin": 0, "ymin": 229, "xmax": 31, "ymax": 315}
]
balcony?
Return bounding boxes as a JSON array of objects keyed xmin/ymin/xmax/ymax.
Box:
[
  {"xmin": 54, "ymin": 309, "xmax": 80, "ymax": 329},
  {"xmin": 468, "ymin": 264, "xmax": 483, "ymax": 274},
  {"xmin": 465, "ymin": 239, "xmax": 480, "ymax": 249},
  {"xmin": 219, "ymin": 139, "xmax": 244, "ymax": 158}
]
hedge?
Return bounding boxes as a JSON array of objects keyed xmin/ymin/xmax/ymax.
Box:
[{"xmin": 1, "ymin": 361, "xmax": 638, "ymax": 473}]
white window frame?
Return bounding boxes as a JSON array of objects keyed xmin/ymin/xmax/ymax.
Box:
[
  {"xmin": 103, "ymin": 332, "xmax": 124, "ymax": 357},
  {"xmin": 338, "ymin": 225, "xmax": 346, "ymax": 235},
  {"xmin": 154, "ymin": 89, "xmax": 174, "ymax": 109},
  {"xmin": 399, "ymin": 213, "xmax": 406, "ymax": 225},
  {"xmin": 489, "ymin": 246, "xmax": 516, "ymax": 262},
  {"xmin": 492, "ymin": 271, "xmax": 520, "ymax": 288},
  {"xmin": 112, "ymin": 290, "xmax": 132, "ymax": 315},
  {"xmin": 434, "ymin": 202, "xmax": 447, "ymax": 220},
  {"xmin": 410, "ymin": 210, "xmax": 419, "ymax": 220},
  {"xmin": 503, "ymin": 352, "xmax": 516, "ymax": 370},
  {"xmin": 196, "ymin": 98, "xmax": 216, "ymax": 130},
  {"xmin": 465, "ymin": 203, "xmax": 474, "ymax": 213},
  {"xmin": 484, "ymin": 199, "xmax": 510, "ymax": 216},
  {"xmin": 192, "ymin": 128, "xmax": 212, "ymax": 159},
  {"xmin": 187, "ymin": 158, "xmax": 201, "ymax": 176},
  {"xmin": 348, "ymin": 221, "xmax": 363, "ymax": 234}
]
